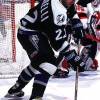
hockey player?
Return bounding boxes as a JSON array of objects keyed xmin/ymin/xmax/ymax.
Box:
[
  {"xmin": 6, "ymin": 0, "xmax": 95, "ymax": 99},
  {"xmin": 53, "ymin": 0, "xmax": 99, "ymax": 78},
  {"xmin": 71, "ymin": 0, "xmax": 99, "ymax": 71},
  {"xmin": 81, "ymin": 0, "xmax": 100, "ymax": 70}
]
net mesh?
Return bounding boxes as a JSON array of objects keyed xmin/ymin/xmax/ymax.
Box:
[{"xmin": 0, "ymin": 0, "xmax": 34, "ymax": 78}]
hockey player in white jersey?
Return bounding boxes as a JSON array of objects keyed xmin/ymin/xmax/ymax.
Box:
[
  {"xmin": 71, "ymin": 0, "xmax": 99, "ymax": 71},
  {"xmin": 6, "ymin": 0, "xmax": 95, "ymax": 99},
  {"xmin": 82, "ymin": 0, "xmax": 100, "ymax": 70}
]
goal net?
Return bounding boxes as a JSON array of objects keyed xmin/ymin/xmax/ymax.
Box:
[{"xmin": 0, "ymin": 0, "xmax": 35, "ymax": 78}]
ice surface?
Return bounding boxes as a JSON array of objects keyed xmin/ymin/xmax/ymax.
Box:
[
  {"xmin": 0, "ymin": 70, "xmax": 100, "ymax": 100},
  {"xmin": 0, "ymin": 52, "xmax": 100, "ymax": 100}
]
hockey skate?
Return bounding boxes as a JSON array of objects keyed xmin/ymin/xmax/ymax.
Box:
[
  {"xmin": 53, "ymin": 69, "xmax": 69, "ymax": 78},
  {"xmin": 5, "ymin": 82, "xmax": 24, "ymax": 98},
  {"xmin": 31, "ymin": 97, "xmax": 42, "ymax": 100}
]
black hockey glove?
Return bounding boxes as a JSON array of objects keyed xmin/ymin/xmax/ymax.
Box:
[
  {"xmin": 60, "ymin": 50, "xmax": 85, "ymax": 72},
  {"xmin": 71, "ymin": 18, "xmax": 85, "ymax": 44},
  {"xmin": 77, "ymin": 0, "xmax": 95, "ymax": 7}
]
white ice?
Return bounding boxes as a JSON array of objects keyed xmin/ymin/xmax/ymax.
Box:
[
  {"xmin": 0, "ymin": 71, "xmax": 100, "ymax": 100},
  {"xmin": 0, "ymin": 51, "xmax": 100, "ymax": 100}
]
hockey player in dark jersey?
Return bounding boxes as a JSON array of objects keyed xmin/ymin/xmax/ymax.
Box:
[{"xmin": 6, "ymin": 0, "xmax": 95, "ymax": 99}]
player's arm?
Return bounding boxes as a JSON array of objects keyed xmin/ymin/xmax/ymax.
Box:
[
  {"xmin": 77, "ymin": 0, "xmax": 95, "ymax": 7},
  {"xmin": 18, "ymin": 5, "xmax": 39, "ymax": 35},
  {"xmin": 55, "ymin": 26, "xmax": 85, "ymax": 72}
]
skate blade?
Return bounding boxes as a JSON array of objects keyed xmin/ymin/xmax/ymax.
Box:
[
  {"xmin": 4, "ymin": 93, "xmax": 23, "ymax": 99},
  {"xmin": 31, "ymin": 98, "xmax": 42, "ymax": 100}
]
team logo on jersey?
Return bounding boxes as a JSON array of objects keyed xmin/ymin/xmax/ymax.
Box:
[
  {"xmin": 56, "ymin": 14, "xmax": 65, "ymax": 25},
  {"xmin": 31, "ymin": 35, "xmax": 39, "ymax": 50}
]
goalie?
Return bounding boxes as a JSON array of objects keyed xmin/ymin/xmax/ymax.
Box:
[{"xmin": 53, "ymin": 0, "xmax": 99, "ymax": 78}]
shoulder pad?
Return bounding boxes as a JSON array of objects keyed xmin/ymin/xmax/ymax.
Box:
[{"xmin": 51, "ymin": 0, "xmax": 67, "ymax": 26}]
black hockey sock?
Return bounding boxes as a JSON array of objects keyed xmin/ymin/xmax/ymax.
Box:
[
  {"xmin": 29, "ymin": 73, "xmax": 50, "ymax": 99},
  {"xmin": 8, "ymin": 65, "xmax": 37, "ymax": 94},
  {"xmin": 17, "ymin": 65, "xmax": 36, "ymax": 89}
]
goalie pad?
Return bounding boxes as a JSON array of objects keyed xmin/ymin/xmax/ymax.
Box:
[
  {"xmin": 80, "ymin": 46, "xmax": 98, "ymax": 71},
  {"xmin": 84, "ymin": 58, "xmax": 99, "ymax": 71}
]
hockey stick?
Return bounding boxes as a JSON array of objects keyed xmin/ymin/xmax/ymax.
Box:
[{"xmin": 74, "ymin": 40, "xmax": 81, "ymax": 100}]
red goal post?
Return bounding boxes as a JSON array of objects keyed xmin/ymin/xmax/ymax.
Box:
[{"xmin": 0, "ymin": 0, "xmax": 35, "ymax": 78}]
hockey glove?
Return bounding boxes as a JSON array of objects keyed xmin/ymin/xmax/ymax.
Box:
[
  {"xmin": 71, "ymin": 18, "xmax": 85, "ymax": 43},
  {"xmin": 60, "ymin": 50, "xmax": 85, "ymax": 72}
]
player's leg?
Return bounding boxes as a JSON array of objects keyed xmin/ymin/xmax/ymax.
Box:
[
  {"xmin": 6, "ymin": 64, "xmax": 40, "ymax": 97},
  {"xmin": 29, "ymin": 61, "xmax": 58, "ymax": 100},
  {"xmin": 30, "ymin": 73, "xmax": 50, "ymax": 100},
  {"xmin": 27, "ymin": 31, "xmax": 60, "ymax": 100},
  {"xmin": 6, "ymin": 30, "xmax": 40, "ymax": 97},
  {"xmin": 29, "ymin": 33, "xmax": 58, "ymax": 99},
  {"xmin": 6, "ymin": 31, "xmax": 58, "ymax": 99}
]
